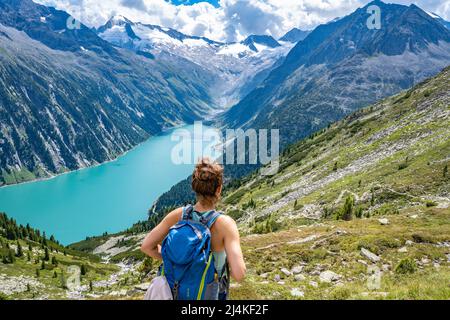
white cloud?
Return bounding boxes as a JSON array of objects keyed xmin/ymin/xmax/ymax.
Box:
[{"xmin": 35, "ymin": 0, "xmax": 450, "ymax": 42}]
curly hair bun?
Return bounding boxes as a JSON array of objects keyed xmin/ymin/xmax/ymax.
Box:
[{"xmin": 192, "ymin": 158, "xmax": 224, "ymax": 200}]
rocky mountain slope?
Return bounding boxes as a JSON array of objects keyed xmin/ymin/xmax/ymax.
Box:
[
  {"xmin": 429, "ymin": 12, "xmax": 450, "ymax": 30},
  {"xmin": 279, "ymin": 28, "xmax": 311, "ymax": 43},
  {"xmin": 97, "ymin": 15, "xmax": 294, "ymax": 108},
  {"xmin": 0, "ymin": 0, "xmax": 215, "ymax": 186},
  {"xmin": 222, "ymin": 1, "xmax": 450, "ymax": 146},
  {"xmin": 49, "ymin": 66, "xmax": 450, "ymax": 300},
  {"xmin": 143, "ymin": 3, "xmax": 450, "ymax": 214}
]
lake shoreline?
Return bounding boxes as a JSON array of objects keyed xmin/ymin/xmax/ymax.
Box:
[
  {"xmin": 0, "ymin": 124, "xmax": 208, "ymax": 245},
  {"xmin": 0, "ymin": 123, "xmax": 188, "ymax": 191}
]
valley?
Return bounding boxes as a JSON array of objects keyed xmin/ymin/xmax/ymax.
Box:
[
  {"xmin": 3, "ymin": 64, "xmax": 447, "ymax": 300},
  {"xmin": 0, "ymin": 0, "xmax": 449, "ymax": 301}
]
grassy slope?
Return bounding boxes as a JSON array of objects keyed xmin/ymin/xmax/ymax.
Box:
[
  {"xmin": 222, "ymin": 66, "xmax": 449, "ymax": 231},
  {"xmin": 232, "ymin": 207, "xmax": 449, "ymax": 300},
  {"xmin": 219, "ymin": 66, "xmax": 450, "ymax": 299}
]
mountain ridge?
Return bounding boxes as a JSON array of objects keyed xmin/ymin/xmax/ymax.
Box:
[
  {"xmin": 221, "ymin": 1, "xmax": 450, "ymax": 146},
  {"xmin": 96, "ymin": 15, "xmax": 293, "ymax": 108},
  {"xmin": 0, "ymin": 0, "xmax": 216, "ymax": 186}
]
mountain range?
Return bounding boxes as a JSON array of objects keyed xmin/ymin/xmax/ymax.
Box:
[
  {"xmin": 1, "ymin": 0, "xmax": 450, "ymax": 189},
  {"xmin": 0, "ymin": 0, "xmax": 449, "ymax": 301},
  {"xmin": 96, "ymin": 15, "xmax": 295, "ymax": 108},
  {"xmin": 221, "ymin": 1, "xmax": 450, "ymax": 146},
  {"xmin": 0, "ymin": 0, "xmax": 216, "ymax": 185},
  {"xmin": 150, "ymin": 1, "xmax": 450, "ymax": 213}
]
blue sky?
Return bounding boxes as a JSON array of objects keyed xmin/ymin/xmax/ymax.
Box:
[
  {"xmin": 36, "ymin": 0, "xmax": 450, "ymax": 42},
  {"xmin": 170, "ymin": 0, "xmax": 220, "ymax": 7}
]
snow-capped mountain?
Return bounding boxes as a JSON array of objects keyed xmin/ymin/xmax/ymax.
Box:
[
  {"xmin": 0, "ymin": 0, "xmax": 216, "ymax": 186},
  {"xmin": 97, "ymin": 15, "xmax": 294, "ymax": 108}
]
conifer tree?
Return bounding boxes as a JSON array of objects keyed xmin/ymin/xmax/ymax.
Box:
[
  {"xmin": 81, "ymin": 264, "xmax": 87, "ymax": 276},
  {"xmin": 337, "ymin": 196, "xmax": 354, "ymax": 221},
  {"xmin": 44, "ymin": 247, "xmax": 50, "ymax": 261},
  {"xmin": 16, "ymin": 242, "xmax": 23, "ymax": 257}
]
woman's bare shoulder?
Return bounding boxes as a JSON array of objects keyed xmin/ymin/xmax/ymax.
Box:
[
  {"xmin": 162, "ymin": 207, "xmax": 183, "ymax": 224},
  {"xmin": 216, "ymin": 214, "xmax": 238, "ymax": 230}
]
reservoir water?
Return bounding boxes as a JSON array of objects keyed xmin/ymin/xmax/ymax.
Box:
[{"xmin": 0, "ymin": 125, "xmax": 217, "ymax": 245}]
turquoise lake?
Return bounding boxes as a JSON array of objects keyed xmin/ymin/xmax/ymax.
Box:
[{"xmin": 0, "ymin": 125, "xmax": 217, "ymax": 245}]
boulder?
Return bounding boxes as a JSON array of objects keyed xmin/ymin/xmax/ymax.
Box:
[
  {"xmin": 319, "ymin": 271, "xmax": 341, "ymax": 283},
  {"xmin": 274, "ymin": 274, "xmax": 281, "ymax": 282},
  {"xmin": 378, "ymin": 218, "xmax": 389, "ymax": 225},
  {"xmin": 280, "ymin": 268, "xmax": 292, "ymax": 276},
  {"xmin": 291, "ymin": 266, "xmax": 303, "ymax": 274},
  {"xmin": 134, "ymin": 283, "xmax": 150, "ymax": 291},
  {"xmin": 398, "ymin": 247, "xmax": 408, "ymax": 253},
  {"xmin": 309, "ymin": 281, "xmax": 318, "ymax": 288},
  {"xmin": 361, "ymin": 248, "xmax": 381, "ymax": 263}
]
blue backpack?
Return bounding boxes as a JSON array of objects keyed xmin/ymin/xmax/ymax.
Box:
[{"xmin": 161, "ymin": 205, "xmax": 227, "ymax": 300}]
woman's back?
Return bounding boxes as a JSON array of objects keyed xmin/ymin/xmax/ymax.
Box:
[{"xmin": 141, "ymin": 158, "xmax": 246, "ymax": 300}]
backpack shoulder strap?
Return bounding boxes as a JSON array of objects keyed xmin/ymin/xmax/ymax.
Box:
[
  {"xmin": 182, "ymin": 205, "xmax": 194, "ymax": 221},
  {"xmin": 200, "ymin": 210, "xmax": 222, "ymax": 229}
]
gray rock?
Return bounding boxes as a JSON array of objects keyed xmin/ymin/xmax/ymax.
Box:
[
  {"xmin": 274, "ymin": 274, "xmax": 281, "ymax": 282},
  {"xmin": 378, "ymin": 218, "xmax": 389, "ymax": 225},
  {"xmin": 134, "ymin": 283, "xmax": 150, "ymax": 291},
  {"xmin": 398, "ymin": 247, "xmax": 408, "ymax": 253},
  {"xmin": 309, "ymin": 281, "xmax": 318, "ymax": 288},
  {"xmin": 294, "ymin": 274, "xmax": 306, "ymax": 281},
  {"xmin": 260, "ymin": 273, "xmax": 269, "ymax": 279},
  {"xmin": 358, "ymin": 260, "xmax": 368, "ymax": 266},
  {"xmin": 291, "ymin": 266, "xmax": 303, "ymax": 274},
  {"xmin": 405, "ymin": 240, "xmax": 414, "ymax": 246},
  {"xmin": 280, "ymin": 268, "xmax": 292, "ymax": 277},
  {"xmin": 361, "ymin": 248, "xmax": 381, "ymax": 263},
  {"xmin": 319, "ymin": 271, "xmax": 341, "ymax": 283}
]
